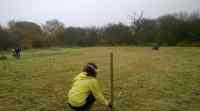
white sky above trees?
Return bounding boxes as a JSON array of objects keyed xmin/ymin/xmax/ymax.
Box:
[{"xmin": 0, "ymin": 0, "xmax": 200, "ymax": 27}]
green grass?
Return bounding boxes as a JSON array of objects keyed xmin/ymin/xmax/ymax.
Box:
[{"xmin": 0, "ymin": 47, "xmax": 200, "ymax": 111}]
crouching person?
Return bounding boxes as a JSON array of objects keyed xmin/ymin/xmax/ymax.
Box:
[{"xmin": 65, "ymin": 63, "xmax": 111, "ymax": 111}]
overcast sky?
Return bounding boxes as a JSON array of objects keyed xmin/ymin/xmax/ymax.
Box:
[{"xmin": 0, "ymin": 0, "xmax": 200, "ymax": 27}]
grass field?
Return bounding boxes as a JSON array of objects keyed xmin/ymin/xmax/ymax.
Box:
[{"xmin": 0, "ymin": 47, "xmax": 200, "ymax": 111}]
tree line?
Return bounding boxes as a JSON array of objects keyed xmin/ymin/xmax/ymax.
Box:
[{"xmin": 0, "ymin": 11, "xmax": 200, "ymax": 50}]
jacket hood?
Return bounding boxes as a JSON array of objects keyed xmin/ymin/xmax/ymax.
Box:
[{"xmin": 74, "ymin": 72, "xmax": 95, "ymax": 81}]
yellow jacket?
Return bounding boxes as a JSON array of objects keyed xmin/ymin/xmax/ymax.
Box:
[{"xmin": 68, "ymin": 72, "xmax": 109, "ymax": 107}]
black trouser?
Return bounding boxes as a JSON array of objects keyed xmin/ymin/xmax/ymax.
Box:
[
  {"xmin": 68, "ymin": 94, "xmax": 96, "ymax": 111},
  {"xmin": 16, "ymin": 52, "xmax": 20, "ymax": 59}
]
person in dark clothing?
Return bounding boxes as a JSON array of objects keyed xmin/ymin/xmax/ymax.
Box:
[
  {"xmin": 15, "ymin": 48, "xmax": 21, "ymax": 59},
  {"xmin": 152, "ymin": 43, "xmax": 160, "ymax": 50}
]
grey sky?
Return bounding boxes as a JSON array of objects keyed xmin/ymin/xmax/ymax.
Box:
[{"xmin": 0, "ymin": 0, "xmax": 200, "ymax": 27}]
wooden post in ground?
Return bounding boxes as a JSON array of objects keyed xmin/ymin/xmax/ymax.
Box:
[{"xmin": 110, "ymin": 52, "xmax": 114, "ymax": 111}]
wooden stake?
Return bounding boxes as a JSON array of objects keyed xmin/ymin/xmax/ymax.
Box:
[{"xmin": 110, "ymin": 52, "xmax": 114, "ymax": 111}]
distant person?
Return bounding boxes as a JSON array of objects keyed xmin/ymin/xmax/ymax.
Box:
[
  {"xmin": 15, "ymin": 48, "xmax": 22, "ymax": 59},
  {"xmin": 152, "ymin": 43, "xmax": 159, "ymax": 50},
  {"xmin": 65, "ymin": 63, "xmax": 112, "ymax": 111}
]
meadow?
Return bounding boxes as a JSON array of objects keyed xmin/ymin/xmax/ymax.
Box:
[{"xmin": 0, "ymin": 47, "xmax": 200, "ymax": 111}]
